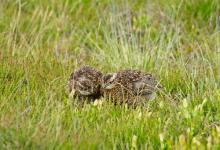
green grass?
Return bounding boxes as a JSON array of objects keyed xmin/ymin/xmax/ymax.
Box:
[{"xmin": 0, "ymin": 0, "xmax": 220, "ymax": 149}]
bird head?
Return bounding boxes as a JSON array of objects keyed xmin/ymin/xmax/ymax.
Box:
[{"xmin": 101, "ymin": 73, "xmax": 117, "ymax": 90}]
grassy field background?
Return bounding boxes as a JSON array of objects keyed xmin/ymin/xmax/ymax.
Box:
[{"xmin": 0, "ymin": 0, "xmax": 220, "ymax": 149}]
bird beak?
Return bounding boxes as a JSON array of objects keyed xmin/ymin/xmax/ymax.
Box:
[{"xmin": 69, "ymin": 89, "xmax": 75, "ymax": 98}]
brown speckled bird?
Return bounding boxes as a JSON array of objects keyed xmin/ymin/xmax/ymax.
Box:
[
  {"xmin": 68, "ymin": 66, "xmax": 103, "ymax": 101},
  {"xmin": 101, "ymin": 69, "xmax": 161, "ymax": 106}
]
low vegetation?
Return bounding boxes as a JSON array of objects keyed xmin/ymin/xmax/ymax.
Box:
[{"xmin": 0, "ymin": 0, "xmax": 220, "ymax": 149}]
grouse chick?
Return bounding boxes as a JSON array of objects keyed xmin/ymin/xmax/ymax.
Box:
[
  {"xmin": 101, "ymin": 69, "xmax": 161, "ymax": 106},
  {"xmin": 68, "ymin": 66, "xmax": 103, "ymax": 101}
]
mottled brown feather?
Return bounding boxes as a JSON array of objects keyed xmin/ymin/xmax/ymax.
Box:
[
  {"xmin": 68, "ymin": 66, "xmax": 103, "ymax": 101},
  {"xmin": 101, "ymin": 69, "xmax": 161, "ymax": 107}
]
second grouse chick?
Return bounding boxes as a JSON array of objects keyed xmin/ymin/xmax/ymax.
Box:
[
  {"xmin": 68, "ymin": 66, "xmax": 103, "ymax": 101},
  {"xmin": 101, "ymin": 69, "xmax": 161, "ymax": 106}
]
